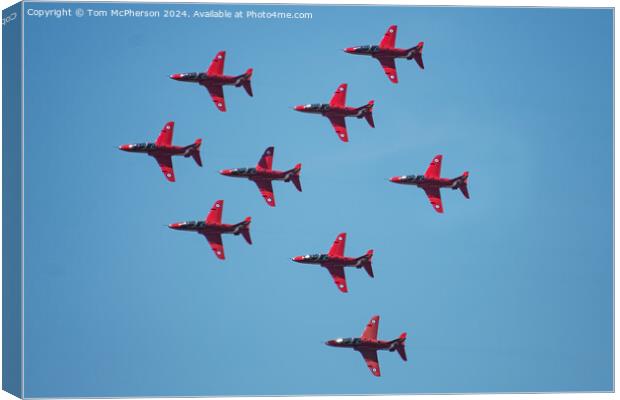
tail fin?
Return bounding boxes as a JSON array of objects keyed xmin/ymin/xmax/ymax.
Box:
[
  {"xmin": 459, "ymin": 171, "xmax": 469, "ymax": 199},
  {"xmin": 241, "ymin": 68, "xmax": 253, "ymax": 97},
  {"xmin": 358, "ymin": 249, "xmax": 374, "ymax": 278},
  {"xmin": 363, "ymin": 100, "xmax": 375, "ymax": 128},
  {"xmin": 409, "ymin": 42, "xmax": 424, "ymax": 69},
  {"xmin": 188, "ymin": 138, "xmax": 203, "ymax": 167},
  {"xmin": 290, "ymin": 163, "xmax": 302, "ymax": 192},
  {"xmin": 239, "ymin": 217, "xmax": 252, "ymax": 244},
  {"xmin": 396, "ymin": 332, "xmax": 407, "ymax": 361}
]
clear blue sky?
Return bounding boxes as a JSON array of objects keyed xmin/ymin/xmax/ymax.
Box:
[{"xmin": 22, "ymin": 3, "xmax": 612, "ymax": 397}]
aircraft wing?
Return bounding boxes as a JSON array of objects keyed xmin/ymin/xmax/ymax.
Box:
[
  {"xmin": 206, "ymin": 199, "xmax": 223, "ymax": 224},
  {"xmin": 423, "ymin": 187, "xmax": 444, "ymax": 213},
  {"xmin": 155, "ymin": 121, "xmax": 174, "ymax": 147},
  {"xmin": 358, "ymin": 348, "xmax": 381, "ymax": 377},
  {"xmin": 328, "ymin": 232, "xmax": 346, "ymax": 257},
  {"xmin": 329, "ymin": 83, "xmax": 347, "ymax": 108},
  {"xmin": 424, "ymin": 155, "xmax": 442, "ymax": 179},
  {"xmin": 327, "ymin": 116, "xmax": 348, "ymax": 142},
  {"xmin": 377, "ymin": 57, "xmax": 398, "ymax": 84},
  {"xmin": 207, "ymin": 50, "xmax": 225, "ymax": 76},
  {"xmin": 253, "ymin": 179, "xmax": 276, "ymax": 207},
  {"xmin": 203, "ymin": 232, "xmax": 225, "ymax": 260},
  {"xmin": 325, "ymin": 265, "xmax": 348, "ymax": 293},
  {"xmin": 361, "ymin": 315, "xmax": 380, "ymax": 340},
  {"xmin": 379, "ymin": 25, "xmax": 397, "ymax": 49},
  {"xmin": 152, "ymin": 154, "xmax": 175, "ymax": 182},
  {"xmin": 204, "ymin": 84, "xmax": 227, "ymax": 112},
  {"xmin": 257, "ymin": 146, "xmax": 274, "ymax": 170}
]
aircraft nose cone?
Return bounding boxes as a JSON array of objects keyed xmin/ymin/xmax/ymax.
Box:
[
  {"xmin": 168, "ymin": 223, "xmax": 182, "ymax": 229},
  {"xmin": 344, "ymin": 47, "xmax": 355, "ymax": 53},
  {"xmin": 169, "ymin": 73, "xmax": 182, "ymax": 80},
  {"xmin": 118, "ymin": 144, "xmax": 130, "ymax": 151},
  {"xmin": 389, "ymin": 176, "xmax": 401, "ymax": 183},
  {"xmin": 293, "ymin": 105, "xmax": 304, "ymax": 112},
  {"xmin": 292, "ymin": 256, "xmax": 303, "ymax": 262},
  {"xmin": 325, "ymin": 340, "xmax": 336, "ymax": 346},
  {"xmin": 219, "ymin": 169, "xmax": 232, "ymax": 176}
]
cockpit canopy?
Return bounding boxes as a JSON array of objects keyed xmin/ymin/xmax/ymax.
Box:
[
  {"xmin": 336, "ymin": 337, "xmax": 361, "ymax": 345},
  {"xmin": 302, "ymin": 254, "xmax": 330, "ymax": 261},
  {"xmin": 179, "ymin": 221, "xmax": 205, "ymax": 228},
  {"xmin": 130, "ymin": 143, "xmax": 156, "ymax": 150},
  {"xmin": 303, "ymin": 104, "xmax": 328, "ymax": 110},
  {"xmin": 231, "ymin": 167, "xmax": 257, "ymax": 174},
  {"xmin": 354, "ymin": 45, "xmax": 379, "ymax": 52},
  {"xmin": 403, "ymin": 175, "xmax": 425, "ymax": 182}
]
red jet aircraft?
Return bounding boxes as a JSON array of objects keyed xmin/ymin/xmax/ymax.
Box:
[
  {"xmin": 291, "ymin": 233, "xmax": 373, "ymax": 293},
  {"xmin": 325, "ymin": 315, "xmax": 407, "ymax": 377},
  {"xmin": 118, "ymin": 121, "xmax": 202, "ymax": 182},
  {"xmin": 389, "ymin": 155, "xmax": 469, "ymax": 213},
  {"xmin": 219, "ymin": 146, "xmax": 301, "ymax": 207},
  {"xmin": 344, "ymin": 25, "xmax": 424, "ymax": 84},
  {"xmin": 294, "ymin": 83, "xmax": 375, "ymax": 142},
  {"xmin": 170, "ymin": 51, "xmax": 253, "ymax": 112},
  {"xmin": 168, "ymin": 200, "xmax": 252, "ymax": 260}
]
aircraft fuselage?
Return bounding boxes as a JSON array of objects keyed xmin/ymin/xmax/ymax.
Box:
[
  {"xmin": 118, "ymin": 142, "xmax": 189, "ymax": 157},
  {"xmin": 220, "ymin": 166, "xmax": 296, "ymax": 182},
  {"xmin": 344, "ymin": 45, "xmax": 418, "ymax": 60},
  {"xmin": 168, "ymin": 220, "xmax": 244, "ymax": 235},
  {"xmin": 294, "ymin": 103, "xmax": 367, "ymax": 118},
  {"xmin": 390, "ymin": 175, "xmax": 461, "ymax": 190},
  {"xmin": 325, "ymin": 337, "xmax": 396, "ymax": 351},
  {"xmin": 169, "ymin": 72, "xmax": 245, "ymax": 87},
  {"xmin": 291, "ymin": 253, "xmax": 365, "ymax": 268}
]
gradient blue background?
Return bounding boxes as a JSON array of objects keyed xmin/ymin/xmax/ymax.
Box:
[{"xmin": 22, "ymin": 3, "xmax": 612, "ymax": 397}]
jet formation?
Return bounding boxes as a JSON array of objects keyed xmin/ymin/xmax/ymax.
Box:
[
  {"xmin": 168, "ymin": 200, "xmax": 252, "ymax": 260},
  {"xmin": 326, "ymin": 315, "xmax": 407, "ymax": 377},
  {"xmin": 118, "ymin": 121, "xmax": 202, "ymax": 182},
  {"xmin": 120, "ymin": 26, "xmax": 474, "ymax": 378},
  {"xmin": 220, "ymin": 146, "xmax": 302, "ymax": 207},
  {"xmin": 344, "ymin": 25, "xmax": 424, "ymax": 84},
  {"xmin": 294, "ymin": 83, "xmax": 374, "ymax": 142},
  {"xmin": 390, "ymin": 154, "xmax": 469, "ymax": 213},
  {"xmin": 292, "ymin": 233, "xmax": 374, "ymax": 293},
  {"xmin": 170, "ymin": 51, "xmax": 253, "ymax": 112}
]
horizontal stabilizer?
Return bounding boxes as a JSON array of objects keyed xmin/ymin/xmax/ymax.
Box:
[
  {"xmin": 397, "ymin": 344, "xmax": 407, "ymax": 361},
  {"xmin": 291, "ymin": 163, "xmax": 302, "ymax": 192},
  {"xmin": 460, "ymin": 171, "xmax": 470, "ymax": 199},
  {"xmin": 364, "ymin": 101, "xmax": 375, "ymax": 128},
  {"xmin": 396, "ymin": 332, "xmax": 407, "ymax": 361},
  {"xmin": 360, "ymin": 249, "xmax": 374, "ymax": 278},
  {"xmin": 411, "ymin": 42, "xmax": 424, "ymax": 69},
  {"xmin": 242, "ymin": 68, "xmax": 253, "ymax": 97},
  {"xmin": 240, "ymin": 217, "xmax": 252, "ymax": 244},
  {"xmin": 190, "ymin": 138, "xmax": 202, "ymax": 167}
]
